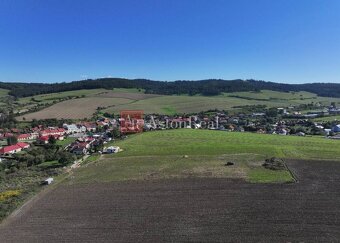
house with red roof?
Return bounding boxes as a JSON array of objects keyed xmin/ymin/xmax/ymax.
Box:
[
  {"xmin": 0, "ymin": 142, "xmax": 30, "ymax": 155},
  {"xmin": 10, "ymin": 128, "xmax": 21, "ymax": 134},
  {"xmin": 17, "ymin": 134, "xmax": 34, "ymax": 141},
  {"xmin": 39, "ymin": 134, "xmax": 64, "ymax": 144},
  {"xmin": 40, "ymin": 128, "xmax": 65, "ymax": 137},
  {"xmin": 0, "ymin": 132, "xmax": 14, "ymax": 140},
  {"xmin": 17, "ymin": 142, "xmax": 30, "ymax": 149},
  {"xmin": 82, "ymin": 122, "xmax": 97, "ymax": 132},
  {"xmin": 38, "ymin": 136, "xmax": 50, "ymax": 144}
]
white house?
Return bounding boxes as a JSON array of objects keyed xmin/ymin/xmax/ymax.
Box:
[
  {"xmin": 104, "ymin": 146, "xmax": 120, "ymax": 154},
  {"xmin": 63, "ymin": 124, "xmax": 86, "ymax": 134}
]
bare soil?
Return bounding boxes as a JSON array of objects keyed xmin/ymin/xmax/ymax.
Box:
[{"xmin": 1, "ymin": 160, "xmax": 340, "ymax": 242}]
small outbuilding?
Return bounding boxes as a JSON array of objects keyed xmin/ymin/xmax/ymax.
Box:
[
  {"xmin": 42, "ymin": 177, "xmax": 54, "ymax": 185},
  {"xmin": 104, "ymin": 146, "xmax": 120, "ymax": 154}
]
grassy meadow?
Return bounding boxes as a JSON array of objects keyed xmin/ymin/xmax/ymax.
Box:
[
  {"xmin": 0, "ymin": 88, "xmax": 9, "ymax": 97},
  {"xmin": 69, "ymin": 129, "xmax": 340, "ymax": 184},
  {"xmin": 313, "ymin": 115, "xmax": 340, "ymax": 122},
  {"xmin": 0, "ymin": 88, "xmax": 10, "ymax": 108}
]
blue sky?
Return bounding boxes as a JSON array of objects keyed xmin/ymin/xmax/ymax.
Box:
[{"xmin": 0, "ymin": 0, "xmax": 340, "ymax": 83}]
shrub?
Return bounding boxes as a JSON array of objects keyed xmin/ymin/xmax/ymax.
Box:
[
  {"xmin": 263, "ymin": 157, "xmax": 286, "ymax": 171},
  {"xmin": 0, "ymin": 190, "xmax": 21, "ymax": 202}
]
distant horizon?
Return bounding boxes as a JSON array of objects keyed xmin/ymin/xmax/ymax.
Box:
[
  {"xmin": 1, "ymin": 1, "xmax": 340, "ymax": 84},
  {"xmin": 0, "ymin": 76, "xmax": 339, "ymax": 85}
]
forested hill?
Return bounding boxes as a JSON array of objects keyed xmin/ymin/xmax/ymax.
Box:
[{"xmin": 1, "ymin": 78, "xmax": 340, "ymax": 98}]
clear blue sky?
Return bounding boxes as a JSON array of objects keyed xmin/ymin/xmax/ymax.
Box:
[{"xmin": 0, "ymin": 0, "xmax": 340, "ymax": 83}]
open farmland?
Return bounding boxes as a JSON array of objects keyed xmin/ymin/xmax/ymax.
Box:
[
  {"xmin": 17, "ymin": 97, "xmax": 131, "ymax": 120},
  {"xmin": 15, "ymin": 89, "xmax": 340, "ymax": 120},
  {"xmin": 70, "ymin": 130, "xmax": 340, "ymax": 184},
  {"xmin": 17, "ymin": 89, "xmax": 107, "ymax": 105},
  {"xmin": 313, "ymin": 115, "xmax": 340, "ymax": 122},
  {"xmin": 13, "ymin": 89, "xmax": 108, "ymax": 115},
  {"xmin": 223, "ymin": 90, "xmax": 318, "ymax": 100},
  {"xmin": 2, "ymin": 130, "xmax": 340, "ymax": 242},
  {"xmin": 1, "ymin": 159, "xmax": 340, "ymax": 242},
  {"xmin": 103, "ymin": 89, "xmax": 340, "ymax": 114}
]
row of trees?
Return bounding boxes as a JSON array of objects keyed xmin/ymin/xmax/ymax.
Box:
[
  {"xmin": 2, "ymin": 78, "xmax": 340, "ymax": 98},
  {"xmin": 0, "ymin": 108, "xmax": 17, "ymax": 129}
]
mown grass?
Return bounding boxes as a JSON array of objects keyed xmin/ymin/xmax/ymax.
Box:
[
  {"xmin": 84, "ymin": 154, "xmax": 100, "ymax": 163},
  {"xmin": 313, "ymin": 115, "xmax": 340, "ymax": 122},
  {"xmin": 248, "ymin": 168, "xmax": 293, "ymax": 183},
  {"xmin": 56, "ymin": 137, "xmax": 77, "ymax": 147},
  {"xmin": 161, "ymin": 106, "xmax": 177, "ymax": 115},
  {"xmin": 112, "ymin": 130, "xmax": 340, "ymax": 160},
  {"xmin": 70, "ymin": 129, "xmax": 340, "ymax": 184}
]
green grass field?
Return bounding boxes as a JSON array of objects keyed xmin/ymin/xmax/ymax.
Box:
[
  {"xmin": 0, "ymin": 88, "xmax": 9, "ymax": 97},
  {"xmin": 222, "ymin": 90, "xmax": 317, "ymax": 101},
  {"xmin": 56, "ymin": 137, "xmax": 77, "ymax": 147},
  {"xmin": 17, "ymin": 89, "xmax": 106, "ymax": 104},
  {"xmin": 111, "ymin": 88, "xmax": 145, "ymax": 93},
  {"xmin": 70, "ymin": 129, "xmax": 340, "ymax": 184},
  {"xmin": 313, "ymin": 115, "xmax": 340, "ymax": 122},
  {"xmin": 0, "ymin": 89, "xmax": 10, "ymax": 108}
]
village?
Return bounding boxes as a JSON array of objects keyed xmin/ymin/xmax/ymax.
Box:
[
  {"xmin": 1, "ymin": 102, "xmax": 340, "ymax": 163},
  {"xmin": 0, "ymin": 120, "xmax": 120, "ymax": 159},
  {"xmin": 1, "ymin": 101, "xmax": 340, "ymax": 218}
]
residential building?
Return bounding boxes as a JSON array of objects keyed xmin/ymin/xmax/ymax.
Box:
[
  {"xmin": 40, "ymin": 128, "xmax": 65, "ymax": 137},
  {"xmin": 63, "ymin": 124, "xmax": 86, "ymax": 134},
  {"xmin": 0, "ymin": 142, "xmax": 30, "ymax": 155}
]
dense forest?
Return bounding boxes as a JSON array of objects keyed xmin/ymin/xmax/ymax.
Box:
[{"xmin": 1, "ymin": 78, "xmax": 340, "ymax": 98}]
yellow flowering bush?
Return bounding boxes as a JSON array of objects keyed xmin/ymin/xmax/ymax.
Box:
[{"xmin": 0, "ymin": 190, "xmax": 21, "ymax": 202}]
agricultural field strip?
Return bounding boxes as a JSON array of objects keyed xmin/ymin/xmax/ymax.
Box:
[
  {"xmin": 15, "ymin": 88, "xmax": 340, "ymax": 119},
  {"xmin": 70, "ymin": 130, "xmax": 340, "ymax": 184},
  {"xmin": 110, "ymin": 130, "xmax": 340, "ymax": 160},
  {"xmin": 1, "ymin": 160, "xmax": 340, "ymax": 242}
]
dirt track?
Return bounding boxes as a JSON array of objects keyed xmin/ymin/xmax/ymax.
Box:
[{"xmin": 1, "ymin": 160, "xmax": 340, "ymax": 242}]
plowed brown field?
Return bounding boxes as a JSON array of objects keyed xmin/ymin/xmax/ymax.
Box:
[{"xmin": 1, "ymin": 160, "xmax": 339, "ymax": 242}]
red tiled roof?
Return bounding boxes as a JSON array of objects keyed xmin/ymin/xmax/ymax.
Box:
[
  {"xmin": 3, "ymin": 133, "xmax": 14, "ymax": 137},
  {"xmin": 11, "ymin": 128, "xmax": 20, "ymax": 133},
  {"xmin": 17, "ymin": 134, "xmax": 31, "ymax": 139},
  {"xmin": 0, "ymin": 144, "xmax": 21, "ymax": 154},
  {"xmin": 39, "ymin": 136, "xmax": 49, "ymax": 141},
  {"xmin": 17, "ymin": 142, "xmax": 30, "ymax": 148},
  {"xmin": 0, "ymin": 143, "xmax": 29, "ymax": 154},
  {"xmin": 40, "ymin": 128, "xmax": 65, "ymax": 134},
  {"xmin": 86, "ymin": 124, "xmax": 97, "ymax": 128},
  {"xmin": 39, "ymin": 134, "xmax": 61, "ymax": 141}
]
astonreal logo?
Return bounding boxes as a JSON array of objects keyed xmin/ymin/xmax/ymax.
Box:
[{"xmin": 120, "ymin": 110, "xmax": 144, "ymax": 134}]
